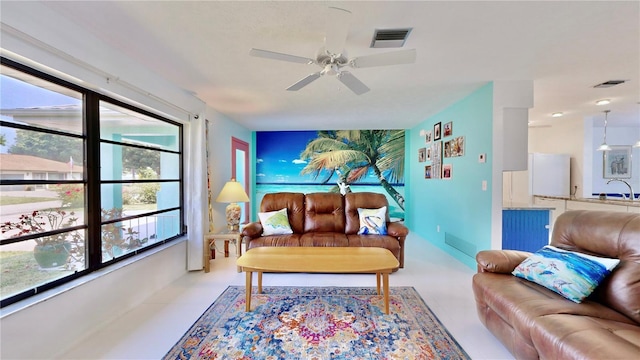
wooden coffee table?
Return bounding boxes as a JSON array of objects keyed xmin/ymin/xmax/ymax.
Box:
[{"xmin": 236, "ymin": 247, "xmax": 399, "ymax": 314}]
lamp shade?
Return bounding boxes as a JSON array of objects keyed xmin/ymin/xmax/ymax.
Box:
[{"xmin": 216, "ymin": 179, "xmax": 249, "ymax": 203}]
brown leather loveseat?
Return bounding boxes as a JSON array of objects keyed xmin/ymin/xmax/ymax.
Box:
[
  {"xmin": 241, "ymin": 192, "xmax": 409, "ymax": 269},
  {"xmin": 472, "ymin": 210, "xmax": 640, "ymax": 359}
]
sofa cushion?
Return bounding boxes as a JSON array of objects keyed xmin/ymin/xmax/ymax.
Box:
[
  {"xmin": 300, "ymin": 233, "xmax": 349, "ymax": 247},
  {"xmin": 357, "ymin": 206, "xmax": 388, "ymax": 235},
  {"xmin": 550, "ymin": 211, "xmax": 640, "ymax": 323},
  {"xmin": 247, "ymin": 234, "xmax": 302, "ymax": 249},
  {"xmin": 303, "ymin": 192, "xmax": 345, "ymax": 233},
  {"xmin": 512, "ymin": 245, "xmax": 620, "ymax": 303},
  {"xmin": 472, "ymin": 272, "xmax": 638, "ymax": 343},
  {"xmin": 530, "ymin": 314, "xmax": 640, "ymax": 360},
  {"xmin": 347, "ymin": 234, "xmax": 400, "ymax": 259},
  {"xmin": 260, "ymin": 192, "xmax": 305, "ymax": 234},
  {"xmin": 345, "ymin": 192, "xmax": 390, "ymax": 234},
  {"xmin": 258, "ymin": 208, "xmax": 293, "ymax": 236}
]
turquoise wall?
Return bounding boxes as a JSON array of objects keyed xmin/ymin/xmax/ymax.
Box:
[{"xmin": 406, "ymin": 83, "xmax": 494, "ymax": 269}]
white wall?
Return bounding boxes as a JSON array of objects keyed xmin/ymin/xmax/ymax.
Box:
[
  {"xmin": 0, "ymin": 2, "xmax": 250, "ymax": 357},
  {"xmin": 1, "ymin": 241, "xmax": 188, "ymax": 359},
  {"xmin": 205, "ymin": 109, "xmax": 253, "ymax": 233}
]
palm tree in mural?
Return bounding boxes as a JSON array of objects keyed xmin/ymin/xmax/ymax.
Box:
[{"xmin": 299, "ymin": 130, "xmax": 405, "ymax": 210}]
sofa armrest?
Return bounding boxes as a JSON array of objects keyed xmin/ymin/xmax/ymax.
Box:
[
  {"xmin": 387, "ymin": 222, "xmax": 408, "ymax": 237},
  {"xmin": 476, "ymin": 249, "xmax": 531, "ymax": 273},
  {"xmin": 241, "ymin": 221, "xmax": 263, "ymax": 238}
]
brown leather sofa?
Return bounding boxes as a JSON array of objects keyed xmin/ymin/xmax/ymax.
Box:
[
  {"xmin": 472, "ymin": 210, "xmax": 640, "ymax": 359},
  {"xmin": 241, "ymin": 192, "xmax": 409, "ymax": 269}
]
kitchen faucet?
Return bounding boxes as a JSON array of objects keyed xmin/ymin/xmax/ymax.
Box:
[{"xmin": 606, "ymin": 179, "xmax": 635, "ymax": 201}]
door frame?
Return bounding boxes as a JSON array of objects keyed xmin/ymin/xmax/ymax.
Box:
[{"xmin": 231, "ymin": 137, "xmax": 250, "ymax": 224}]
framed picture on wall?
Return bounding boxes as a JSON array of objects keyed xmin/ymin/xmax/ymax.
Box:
[
  {"xmin": 444, "ymin": 121, "xmax": 453, "ymax": 137},
  {"xmin": 451, "ymin": 136, "xmax": 465, "ymax": 157},
  {"xmin": 432, "ymin": 140, "xmax": 442, "ymax": 179},
  {"xmin": 434, "ymin": 122, "xmax": 442, "ymax": 141},
  {"xmin": 426, "ymin": 147, "xmax": 432, "ymax": 161},
  {"xmin": 444, "ymin": 140, "xmax": 452, "ymax": 158},
  {"xmin": 418, "ymin": 147, "xmax": 426, "ymax": 162},
  {"xmin": 603, "ymin": 145, "xmax": 632, "ymax": 179},
  {"xmin": 425, "ymin": 165, "xmax": 432, "ymax": 179},
  {"xmin": 425, "ymin": 130, "xmax": 432, "ymax": 143},
  {"xmin": 443, "ymin": 164, "xmax": 452, "ymax": 179}
]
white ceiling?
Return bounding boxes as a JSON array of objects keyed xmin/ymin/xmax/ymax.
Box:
[{"xmin": 41, "ymin": 1, "xmax": 639, "ymax": 131}]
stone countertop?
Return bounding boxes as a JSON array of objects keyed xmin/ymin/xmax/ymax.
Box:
[
  {"xmin": 535, "ymin": 195, "xmax": 640, "ymax": 208},
  {"xmin": 503, "ymin": 202, "xmax": 554, "ymax": 210}
]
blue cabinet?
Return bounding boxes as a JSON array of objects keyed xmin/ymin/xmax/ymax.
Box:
[{"xmin": 502, "ymin": 209, "xmax": 550, "ymax": 252}]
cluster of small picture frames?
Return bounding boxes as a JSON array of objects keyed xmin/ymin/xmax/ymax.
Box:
[{"xmin": 418, "ymin": 121, "xmax": 464, "ymax": 179}]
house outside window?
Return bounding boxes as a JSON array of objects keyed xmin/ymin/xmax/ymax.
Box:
[{"xmin": 0, "ymin": 58, "xmax": 184, "ymax": 307}]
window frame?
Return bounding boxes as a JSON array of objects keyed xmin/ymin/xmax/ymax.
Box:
[{"xmin": 0, "ymin": 57, "xmax": 185, "ymax": 308}]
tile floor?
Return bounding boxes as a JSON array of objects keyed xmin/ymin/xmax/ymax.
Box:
[{"xmin": 60, "ymin": 234, "xmax": 514, "ymax": 359}]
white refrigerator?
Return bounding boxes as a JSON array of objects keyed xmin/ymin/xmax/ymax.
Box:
[{"xmin": 529, "ymin": 153, "xmax": 571, "ymax": 197}]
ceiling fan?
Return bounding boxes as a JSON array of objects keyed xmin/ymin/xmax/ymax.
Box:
[{"xmin": 249, "ymin": 7, "xmax": 416, "ymax": 95}]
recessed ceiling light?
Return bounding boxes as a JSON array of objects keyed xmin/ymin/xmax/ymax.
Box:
[
  {"xmin": 551, "ymin": 112, "xmax": 563, "ymax": 117},
  {"xmin": 596, "ymin": 99, "xmax": 611, "ymax": 106}
]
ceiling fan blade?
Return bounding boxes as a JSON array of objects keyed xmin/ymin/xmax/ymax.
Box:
[
  {"xmin": 286, "ymin": 72, "xmax": 322, "ymax": 91},
  {"xmin": 249, "ymin": 48, "xmax": 314, "ymax": 64},
  {"xmin": 350, "ymin": 49, "xmax": 417, "ymax": 68},
  {"xmin": 324, "ymin": 7, "xmax": 352, "ymax": 55},
  {"xmin": 337, "ymin": 71, "xmax": 369, "ymax": 95}
]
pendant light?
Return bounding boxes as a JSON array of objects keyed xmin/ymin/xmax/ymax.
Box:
[{"xmin": 597, "ymin": 110, "xmax": 612, "ymax": 152}]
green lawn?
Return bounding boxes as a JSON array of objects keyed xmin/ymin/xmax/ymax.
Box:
[
  {"xmin": 0, "ymin": 197, "xmax": 59, "ymax": 206},
  {"xmin": 0, "ymin": 251, "xmax": 71, "ymax": 299}
]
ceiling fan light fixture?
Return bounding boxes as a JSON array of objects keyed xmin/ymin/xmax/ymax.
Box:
[
  {"xmin": 596, "ymin": 99, "xmax": 611, "ymax": 106},
  {"xmin": 250, "ymin": 7, "xmax": 415, "ymax": 95},
  {"xmin": 597, "ymin": 143, "xmax": 612, "ymax": 152},
  {"xmin": 321, "ymin": 63, "xmax": 339, "ymax": 76}
]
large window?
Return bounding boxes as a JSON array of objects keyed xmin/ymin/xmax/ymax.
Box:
[{"xmin": 0, "ymin": 58, "xmax": 184, "ymax": 307}]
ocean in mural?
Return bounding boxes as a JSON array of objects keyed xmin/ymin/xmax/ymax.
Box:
[{"xmin": 256, "ymin": 130, "xmax": 406, "ymax": 220}]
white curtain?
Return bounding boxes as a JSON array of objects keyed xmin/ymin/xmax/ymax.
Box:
[{"xmin": 185, "ymin": 115, "xmax": 208, "ymax": 270}]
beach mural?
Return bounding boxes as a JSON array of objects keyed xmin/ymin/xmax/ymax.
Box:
[{"xmin": 256, "ymin": 130, "xmax": 405, "ymax": 220}]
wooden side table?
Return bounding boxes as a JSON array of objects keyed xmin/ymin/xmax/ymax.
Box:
[{"xmin": 204, "ymin": 232, "xmax": 242, "ymax": 273}]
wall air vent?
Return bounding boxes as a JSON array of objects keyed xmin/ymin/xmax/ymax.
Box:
[
  {"xmin": 370, "ymin": 28, "xmax": 412, "ymax": 48},
  {"xmin": 593, "ymin": 80, "xmax": 627, "ymax": 88}
]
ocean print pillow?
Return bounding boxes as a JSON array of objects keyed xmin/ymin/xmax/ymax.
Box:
[
  {"xmin": 512, "ymin": 245, "xmax": 620, "ymax": 303},
  {"xmin": 258, "ymin": 208, "xmax": 293, "ymax": 236},
  {"xmin": 357, "ymin": 206, "xmax": 388, "ymax": 235}
]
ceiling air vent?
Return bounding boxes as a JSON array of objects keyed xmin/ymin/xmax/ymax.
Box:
[
  {"xmin": 370, "ymin": 28, "xmax": 412, "ymax": 48},
  {"xmin": 593, "ymin": 80, "xmax": 627, "ymax": 88}
]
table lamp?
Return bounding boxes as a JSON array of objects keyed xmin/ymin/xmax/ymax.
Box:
[{"xmin": 216, "ymin": 179, "xmax": 250, "ymax": 232}]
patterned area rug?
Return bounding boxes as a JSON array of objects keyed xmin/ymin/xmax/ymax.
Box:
[{"xmin": 164, "ymin": 286, "xmax": 469, "ymax": 359}]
